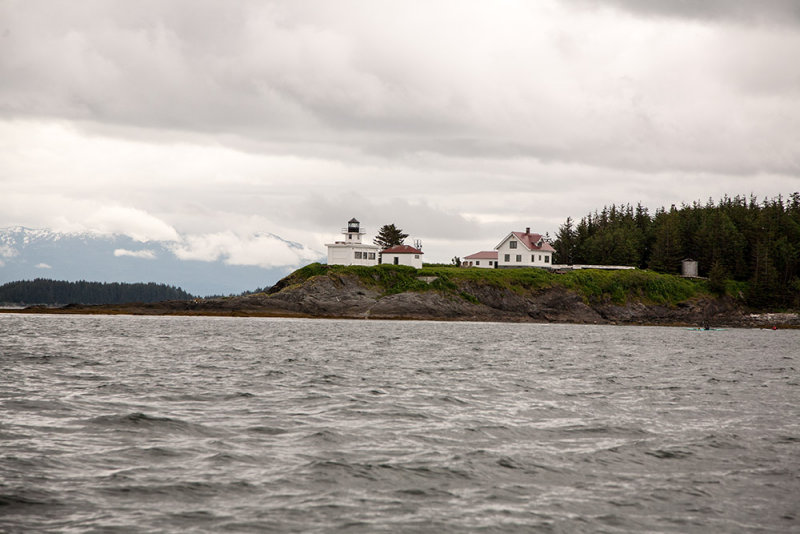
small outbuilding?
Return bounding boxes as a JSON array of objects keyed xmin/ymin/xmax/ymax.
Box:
[
  {"xmin": 681, "ymin": 258, "xmax": 699, "ymax": 277},
  {"xmin": 381, "ymin": 244, "xmax": 424, "ymax": 268},
  {"xmin": 463, "ymin": 251, "xmax": 498, "ymax": 268}
]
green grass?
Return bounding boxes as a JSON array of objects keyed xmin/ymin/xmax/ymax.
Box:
[
  {"xmin": 419, "ymin": 266, "xmax": 554, "ymax": 293},
  {"xmin": 417, "ymin": 266, "xmax": 707, "ymax": 305},
  {"xmin": 276, "ymin": 263, "xmax": 717, "ymax": 306},
  {"xmin": 283, "ymin": 263, "xmax": 429, "ymax": 295},
  {"xmin": 557, "ymin": 269, "xmax": 704, "ymax": 305}
]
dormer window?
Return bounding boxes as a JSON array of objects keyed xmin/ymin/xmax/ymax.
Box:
[{"xmin": 509, "ymin": 241, "xmax": 517, "ymax": 249}]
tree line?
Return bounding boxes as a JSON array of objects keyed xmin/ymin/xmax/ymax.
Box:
[
  {"xmin": 0, "ymin": 279, "xmax": 194, "ymax": 305},
  {"xmin": 552, "ymin": 194, "xmax": 800, "ymax": 308}
]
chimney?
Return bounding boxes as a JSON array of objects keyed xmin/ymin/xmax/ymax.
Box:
[{"xmin": 525, "ymin": 227, "xmax": 530, "ymax": 235}]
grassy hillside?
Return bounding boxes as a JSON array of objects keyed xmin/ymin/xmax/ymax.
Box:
[{"xmin": 272, "ymin": 263, "xmax": 730, "ymax": 307}]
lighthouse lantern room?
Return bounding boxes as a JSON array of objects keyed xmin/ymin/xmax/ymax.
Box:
[{"xmin": 345, "ymin": 218, "xmax": 364, "ymax": 243}]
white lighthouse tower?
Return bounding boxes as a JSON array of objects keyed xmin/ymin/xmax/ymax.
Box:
[{"xmin": 325, "ymin": 218, "xmax": 381, "ymax": 266}]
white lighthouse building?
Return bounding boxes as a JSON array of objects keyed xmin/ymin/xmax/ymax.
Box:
[{"xmin": 325, "ymin": 218, "xmax": 381, "ymax": 266}]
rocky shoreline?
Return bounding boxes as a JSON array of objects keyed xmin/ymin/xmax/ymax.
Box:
[{"xmin": 6, "ymin": 270, "xmax": 800, "ymax": 328}]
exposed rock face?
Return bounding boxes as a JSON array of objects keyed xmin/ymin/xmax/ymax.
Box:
[
  {"xmin": 211, "ymin": 273, "xmax": 793, "ymax": 327},
  {"xmin": 368, "ymin": 291, "xmax": 514, "ymax": 321},
  {"xmin": 522, "ymin": 287, "xmax": 604, "ymax": 324},
  {"xmin": 28, "ymin": 271, "xmax": 799, "ymax": 327},
  {"xmin": 594, "ymin": 295, "xmax": 743, "ymax": 325},
  {"xmin": 261, "ymin": 274, "xmax": 380, "ymax": 316},
  {"xmin": 259, "ymin": 273, "xmax": 799, "ymax": 327}
]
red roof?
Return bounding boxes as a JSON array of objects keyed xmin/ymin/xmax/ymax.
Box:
[
  {"xmin": 464, "ymin": 251, "xmax": 498, "ymax": 260},
  {"xmin": 496, "ymin": 231, "xmax": 555, "ymax": 252},
  {"xmin": 382, "ymin": 244, "xmax": 423, "ymax": 254}
]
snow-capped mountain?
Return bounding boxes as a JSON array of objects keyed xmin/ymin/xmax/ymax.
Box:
[{"xmin": 0, "ymin": 227, "xmax": 321, "ymax": 296}]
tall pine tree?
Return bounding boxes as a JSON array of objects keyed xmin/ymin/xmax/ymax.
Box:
[
  {"xmin": 373, "ymin": 224, "xmax": 408, "ymax": 249},
  {"xmin": 553, "ymin": 217, "xmax": 577, "ymax": 264},
  {"xmin": 649, "ymin": 207, "xmax": 683, "ymax": 273}
]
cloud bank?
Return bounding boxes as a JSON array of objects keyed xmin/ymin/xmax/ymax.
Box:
[
  {"xmin": 170, "ymin": 231, "xmax": 320, "ymax": 268},
  {"xmin": 1, "ymin": 0, "xmax": 798, "ymax": 268}
]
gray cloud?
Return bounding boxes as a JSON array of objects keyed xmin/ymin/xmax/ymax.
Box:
[
  {"xmin": 1, "ymin": 0, "xmax": 799, "ymax": 268},
  {"xmin": 567, "ymin": 0, "xmax": 800, "ymax": 25},
  {"xmin": 302, "ymin": 193, "xmax": 485, "ymax": 242},
  {"xmin": 2, "ymin": 0, "xmax": 799, "ymax": 177}
]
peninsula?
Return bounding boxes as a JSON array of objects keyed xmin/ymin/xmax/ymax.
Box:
[{"xmin": 10, "ymin": 263, "xmax": 799, "ymax": 328}]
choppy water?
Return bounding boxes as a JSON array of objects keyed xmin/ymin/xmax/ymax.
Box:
[{"xmin": 1, "ymin": 315, "xmax": 798, "ymax": 533}]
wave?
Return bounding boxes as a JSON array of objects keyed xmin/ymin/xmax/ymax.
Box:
[
  {"xmin": 85, "ymin": 412, "xmax": 222, "ymax": 437},
  {"xmin": 0, "ymin": 488, "xmax": 62, "ymax": 510},
  {"xmin": 246, "ymin": 425, "xmax": 289, "ymax": 435},
  {"xmin": 1, "ymin": 397, "xmax": 76, "ymax": 413},
  {"xmin": 644, "ymin": 448, "xmax": 694, "ymax": 459}
]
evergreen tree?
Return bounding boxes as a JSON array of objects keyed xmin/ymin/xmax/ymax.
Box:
[
  {"xmin": 707, "ymin": 260, "xmax": 728, "ymax": 296},
  {"xmin": 748, "ymin": 238, "xmax": 782, "ymax": 307},
  {"xmin": 553, "ymin": 216, "xmax": 577, "ymax": 264},
  {"xmin": 373, "ymin": 224, "xmax": 408, "ymax": 249},
  {"xmin": 649, "ymin": 207, "xmax": 683, "ymax": 273}
]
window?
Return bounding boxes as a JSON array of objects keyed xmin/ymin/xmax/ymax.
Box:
[
  {"xmin": 354, "ymin": 251, "xmax": 363, "ymax": 259},
  {"xmin": 531, "ymin": 255, "xmax": 535, "ymax": 263},
  {"xmin": 504, "ymin": 254, "xmax": 510, "ymax": 262},
  {"xmin": 489, "ymin": 261, "xmax": 494, "ymax": 266},
  {"xmin": 475, "ymin": 260, "xmax": 480, "ymax": 266},
  {"xmin": 539, "ymin": 255, "xmax": 542, "ymax": 261},
  {"xmin": 393, "ymin": 257, "xmax": 399, "ymax": 265},
  {"xmin": 415, "ymin": 255, "xmax": 419, "ymax": 259},
  {"xmin": 509, "ymin": 241, "xmax": 517, "ymax": 249},
  {"xmin": 368, "ymin": 252, "xmax": 376, "ymax": 260},
  {"xmin": 544, "ymin": 256, "xmax": 550, "ymax": 263},
  {"xmin": 516, "ymin": 255, "xmax": 522, "ymax": 262}
]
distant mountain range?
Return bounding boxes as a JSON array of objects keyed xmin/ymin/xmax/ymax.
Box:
[{"xmin": 0, "ymin": 227, "xmax": 318, "ymax": 296}]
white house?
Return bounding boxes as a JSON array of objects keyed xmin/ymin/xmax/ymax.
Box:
[
  {"xmin": 495, "ymin": 228, "xmax": 554, "ymax": 268},
  {"xmin": 325, "ymin": 218, "xmax": 381, "ymax": 266},
  {"xmin": 381, "ymin": 244, "xmax": 423, "ymax": 268},
  {"xmin": 463, "ymin": 251, "xmax": 498, "ymax": 268}
]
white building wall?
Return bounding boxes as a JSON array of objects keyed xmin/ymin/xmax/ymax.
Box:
[
  {"xmin": 465, "ymin": 259, "xmax": 496, "ymax": 268},
  {"xmin": 327, "ymin": 245, "xmax": 380, "ymax": 266},
  {"xmin": 382, "ymin": 253, "xmax": 423, "ymax": 269},
  {"xmin": 496, "ymin": 237, "xmax": 553, "ymax": 268},
  {"xmin": 681, "ymin": 260, "xmax": 698, "ymax": 277}
]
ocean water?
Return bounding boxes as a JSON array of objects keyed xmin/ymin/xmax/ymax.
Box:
[{"xmin": 1, "ymin": 314, "xmax": 798, "ymax": 533}]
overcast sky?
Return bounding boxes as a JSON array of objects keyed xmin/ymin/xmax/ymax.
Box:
[{"xmin": 2, "ymin": 0, "xmax": 799, "ymax": 267}]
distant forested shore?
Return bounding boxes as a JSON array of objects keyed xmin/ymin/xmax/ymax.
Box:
[
  {"xmin": 0, "ymin": 279, "xmax": 194, "ymax": 305},
  {"xmin": 552, "ymin": 194, "xmax": 800, "ymax": 309}
]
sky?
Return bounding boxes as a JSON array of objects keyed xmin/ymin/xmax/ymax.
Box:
[{"xmin": 2, "ymin": 0, "xmax": 799, "ymax": 269}]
